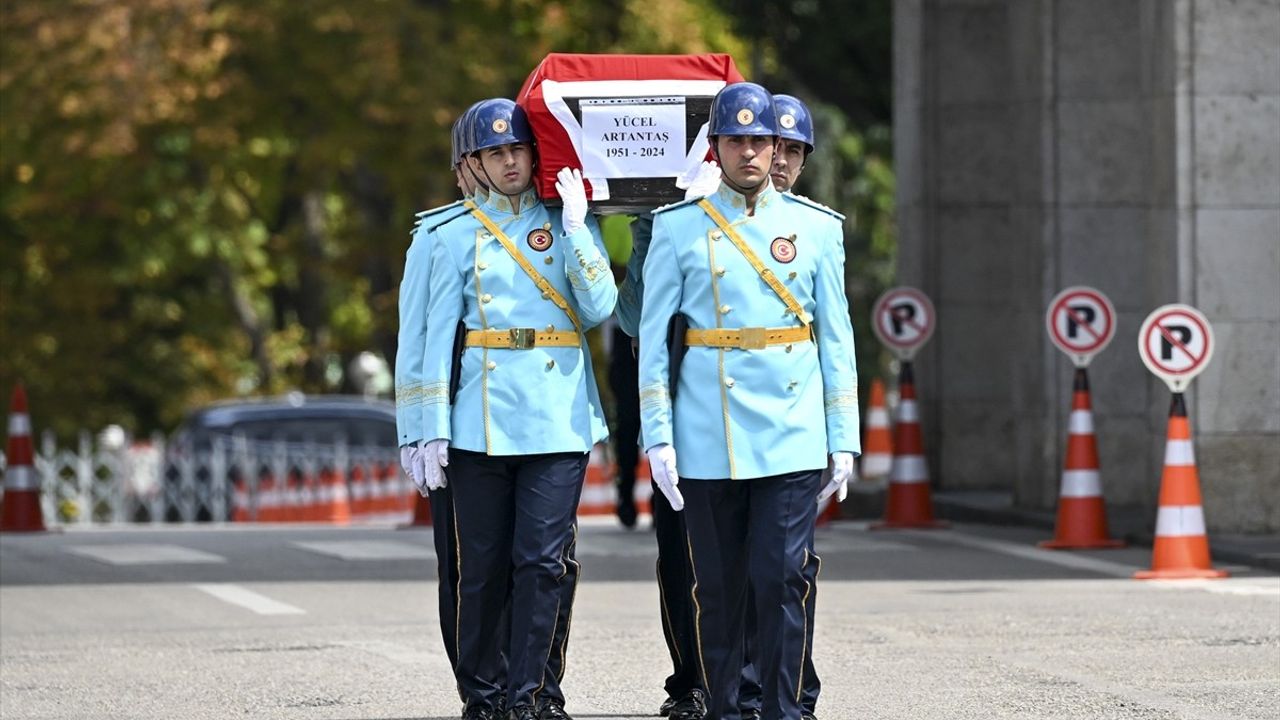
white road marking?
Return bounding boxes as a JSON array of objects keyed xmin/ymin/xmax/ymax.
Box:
[
  {"xmin": 917, "ymin": 529, "xmax": 1280, "ymax": 596},
  {"xmin": 191, "ymin": 584, "xmax": 306, "ymax": 615},
  {"xmin": 903, "ymin": 529, "xmax": 1139, "ymax": 577},
  {"xmin": 65, "ymin": 544, "xmax": 226, "ymax": 565},
  {"xmin": 1148, "ymin": 578, "xmax": 1280, "ymax": 597},
  {"xmin": 292, "ymin": 540, "xmax": 426, "ymax": 560}
]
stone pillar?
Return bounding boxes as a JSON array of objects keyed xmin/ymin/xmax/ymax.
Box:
[{"xmin": 894, "ymin": 0, "xmax": 1279, "ymax": 531}]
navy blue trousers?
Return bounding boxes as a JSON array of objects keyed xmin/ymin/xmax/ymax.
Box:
[
  {"xmin": 739, "ymin": 538, "xmax": 822, "ymax": 714},
  {"xmin": 428, "ymin": 485, "xmax": 460, "ymax": 675},
  {"xmin": 653, "ymin": 485, "xmax": 703, "ymax": 701},
  {"xmin": 682, "ymin": 470, "xmax": 821, "ymax": 720},
  {"xmin": 448, "ymin": 450, "xmax": 586, "ymax": 711}
]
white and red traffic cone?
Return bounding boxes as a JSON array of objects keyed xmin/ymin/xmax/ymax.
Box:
[
  {"xmin": 2, "ymin": 384, "xmax": 46, "ymax": 533},
  {"xmin": 1135, "ymin": 394, "xmax": 1227, "ymax": 580},
  {"xmin": 1040, "ymin": 368, "xmax": 1124, "ymax": 549},
  {"xmin": 873, "ymin": 363, "xmax": 946, "ymax": 529},
  {"xmin": 860, "ymin": 378, "xmax": 893, "ymax": 478}
]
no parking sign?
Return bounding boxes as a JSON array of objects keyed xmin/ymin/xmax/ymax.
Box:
[
  {"xmin": 872, "ymin": 287, "xmax": 935, "ymax": 360},
  {"xmin": 1138, "ymin": 304, "xmax": 1214, "ymax": 392},
  {"xmin": 1046, "ymin": 287, "xmax": 1116, "ymax": 367}
]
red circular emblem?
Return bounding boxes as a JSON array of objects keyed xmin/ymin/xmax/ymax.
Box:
[
  {"xmin": 771, "ymin": 237, "xmax": 797, "ymax": 263},
  {"xmin": 527, "ymin": 229, "xmax": 554, "ymax": 252}
]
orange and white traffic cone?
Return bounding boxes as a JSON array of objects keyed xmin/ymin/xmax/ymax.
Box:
[
  {"xmin": 1135, "ymin": 394, "xmax": 1227, "ymax": 580},
  {"xmin": 313, "ymin": 468, "xmax": 352, "ymax": 524},
  {"xmin": 576, "ymin": 443, "xmax": 614, "ymax": 516},
  {"xmin": 872, "ymin": 363, "xmax": 945, "ymax": 529},
  {"xmin": 861, "ymin": 378, "xmax": 893, "ymax": 478},
  {"xmin": 2, "ymin": 384, "xmax": 46, "ymax": 533},
  {"xmin": 402, "ymin": 493, "xmax": 433, "ymax": 527},
  {"xmin": 1040, "ymin": 368, "xmax": 1124, "ymax": 549}
]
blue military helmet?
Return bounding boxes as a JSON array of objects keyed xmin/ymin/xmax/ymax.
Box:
[
  {"xmin": 449, "ymin": 116, "xmax": 464, "ymax": 168},
  {"xmin": 772, "ymin": 94, "xmax": 815, "ymax": 155},
  {"xmin": 468, "ymin": 98, "xmax": 533, "ymax": 154},
  {"xmin": 707, "ymin": 82, "xmax": 779, "ymax": 138},
  {"xmin": 457, "ymin": 100, "xmax": 487, "ymax": 158}
]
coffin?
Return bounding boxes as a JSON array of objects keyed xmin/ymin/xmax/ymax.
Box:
[{"xmin": 517, "ymin": 53, "xmax": 745, "ymax": 215}]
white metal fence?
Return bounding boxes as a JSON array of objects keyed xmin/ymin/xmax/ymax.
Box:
[{"xmin": 0, "ymin": 430, "xmax": 409, "ymax": 526}]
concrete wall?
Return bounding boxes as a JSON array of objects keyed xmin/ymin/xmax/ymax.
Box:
[{"xmin": 894, "ymin": 0, "xmax": 1280, "ymax": 532}]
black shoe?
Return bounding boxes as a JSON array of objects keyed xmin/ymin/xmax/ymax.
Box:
[
  {"xmin": 462, "ymin": 706, "xmax": 496, "ymax": 720},
  {"xmin": 802, "ymin": 713, "xmax": 817, "ymax": 720},
  {"xmin": 668, "ymin": 689, "xmax": 707, "ymax": 720},
  {"xmin": 739, "ymin": 708, "xmax": 761, "ymax": 720},
  {"xmin": 538, "ymin": 701, "xmax": 573, "ymax": 720},
  {"xmin": 658, "ymin": 696, "xmax": 675, "ymax": 717},
  {"xmin": 507, "ymin": 705, "xmax": 537, "ymax": 720}
]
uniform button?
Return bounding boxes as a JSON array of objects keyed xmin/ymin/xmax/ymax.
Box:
[
  {"xmin": 478, "ymin": 262, "xmax": 489, "ymax": 271},
  {"xmin": 544, "ymin": 256, "xmax": 554, "ymax": 265},
  {"xmin": 788, "ymin": 271, "xmax": 797, "ymax": 280},
  {"xmin": 486, "ymin": 361, "xmax": 497, "ymax": 370},
  {"xmin": 785, "ymin": 344, "xmax": 793, "ymax": 353},
  {"xmin": 546, "ymin": 360, "xmax": 556, "ymax": 370},
  {"xmin": 719, "ymin": 304, "xmax": 732, "ymax": 315},
  {"xmin": 482, "ymin": 233, "xmax": 493, "ymax": 240},
  {"xmin": 724, "ymin": 376, "xmax": 735, "ymax": 388},
  {"xmin": 481, "ymin": 293, "xmax": 493, "ymax": 304},
  {"xmin": 710, "ymin": 230, "xmax": 722, "ymax": 241},
  {"xmin": 545, "ymin": 324, "xmax": 555, "ymax": 332},
  {"xmin": 715, "ymin": 266, "xmax": 726, "ymax": 277},
  {"xmin": 541, "ymin": 290, "xmax": 552, "ymax": 299},
  {"xmin": 787, "ymin": 380, "xmax": 798, "ymax": 390},
  {"xmin": 543, "ymin": 222, "xmax": 552, "ymax": 230}
]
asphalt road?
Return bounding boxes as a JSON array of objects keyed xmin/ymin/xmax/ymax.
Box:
[{"xmin": 1, "ymin": 520, "xmax": 1277, "ymax": 719}]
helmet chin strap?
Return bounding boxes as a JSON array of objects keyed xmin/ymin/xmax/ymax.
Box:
[{"xmin": 466, "ymin": 158, "xmax": 491, "ymax": 195}]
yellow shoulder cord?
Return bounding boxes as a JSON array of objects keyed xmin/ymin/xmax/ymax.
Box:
[
  {"xmin": 465, "ymin": 201, "xmax": 583, "ymax": 335},
  {"xmin": 697, "ymin": 199, "xmax": 812, "ymax": 326}
]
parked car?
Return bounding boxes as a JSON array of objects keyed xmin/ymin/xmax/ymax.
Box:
[
  {"xmin": 161, "ymin": 393, "xmax": 399, "ymax": 522},
  {"xmin": 171, "ymin": 393, "xmax": 398, "ymax": 450}
]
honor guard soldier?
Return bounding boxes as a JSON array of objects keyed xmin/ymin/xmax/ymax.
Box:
[
  {"xmin": 636, "ymin": 82, "xmax": 859, "ymax": 720},
  {"xmin": 616, "ymin": 163, "xmax": 720, "ymax": 720},
  {"xmin": 738, "ymin": 92, "xmax": 831, "ymax": 720},
  {"xmin": 420, "ymin": 98, "xmax": 616, "ymax": 720},
  {"xmin": 397, "ymin": 103, "xmax": 492, "ymax": 693}
]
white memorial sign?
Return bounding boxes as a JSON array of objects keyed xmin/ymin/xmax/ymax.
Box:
[{"xmin": 581, "ymin": 97, "xmax": 687, "ymax": 179}]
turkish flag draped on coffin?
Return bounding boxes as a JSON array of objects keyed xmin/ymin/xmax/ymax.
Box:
[{"xmin": 517, "ymin": 53, "xmax": 745, "ymax": 214}]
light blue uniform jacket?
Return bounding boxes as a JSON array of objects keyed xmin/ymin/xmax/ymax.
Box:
[
  {"xmin": 637, "ymin": 182, "xmax": 860, "ymax": 480},
  {"xmin": 395, "ymin": 199, "xmax": 471, "ymax": 446},
  {"xmin": 422, "ymin": 188, "xmax": 616, "ymax": 455}
]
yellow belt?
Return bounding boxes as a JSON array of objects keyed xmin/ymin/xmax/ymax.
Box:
[
  {"xmin": 685, "ymin": 326, "xmax": 812, "ymax": 350},
  {"xmin": 465, "ymin": 328, "xmax": 581, "ymax": 349}
]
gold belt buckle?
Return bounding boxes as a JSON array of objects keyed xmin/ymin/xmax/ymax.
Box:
[
  {"xmin": 507, "ymin": 328, "xmax": 536, "ymax": 349},
  {"xmin": 738, "ymin": 327, "xmax": 767, "ymax": 350}
]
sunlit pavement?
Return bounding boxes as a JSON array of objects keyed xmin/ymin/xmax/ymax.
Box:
[{"xmin": 2, "ymin": 520, "xmax": 1277, "ymax": 719}]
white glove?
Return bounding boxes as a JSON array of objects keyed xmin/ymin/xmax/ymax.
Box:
[
  {"xmin": 646, "ymin": 443, "xmax": 684, "ymax": 511},
  {"xmin": 423, "ymin": 439, "xmax": 450, "ymax": 492},
  {"xmin": 401, "ymin": 443, "xmax": 428, "ymax": 496},
  {"xmin": 817, "ymin": 452, "xmax": 855, "ymax": 504},
  {"xmin": 556, "ymin": 167, "xmax": 588, "ymax": 236},
  {"xmin": 678, "ymin": 160, "xmax": 721, "ymax": 200}
]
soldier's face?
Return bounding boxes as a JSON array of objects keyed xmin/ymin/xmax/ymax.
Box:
[
  {"xmin": 771, "ymin": 139, "xmax": 807, "ymax": 192},
  {"xmin": 472, "ymin": 142, "xmax": 533, "ymax": 195},
  {"xmin": 717, "ymin": 135, "xmax": 775, "ymax": 190}
]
